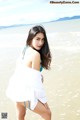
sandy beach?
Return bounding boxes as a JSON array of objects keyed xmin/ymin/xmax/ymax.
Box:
[{"xmin": 0, "ymin": 19, "xmax": 80, "ymax": 120}]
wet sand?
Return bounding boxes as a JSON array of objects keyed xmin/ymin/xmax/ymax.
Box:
[{"xmin": 0, "ymin": 20, "xmax": 80, "ymax": 120}]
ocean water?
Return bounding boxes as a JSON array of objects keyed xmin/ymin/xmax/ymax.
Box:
[
  {"xmin": 0, "ymin": 28, "xmax": 80, "ymax": 120},
  {"xmin": 0, "ymin": 15, "xmax": 80, "ymax": 29}
]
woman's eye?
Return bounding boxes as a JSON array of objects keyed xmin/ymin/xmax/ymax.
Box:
[{"xmin": 36, "ymin": 38, "xmax": 39, "ymax": 40}]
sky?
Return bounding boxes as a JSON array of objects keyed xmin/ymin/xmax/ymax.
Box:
[{"xmin": 0, "ymin": 0, "xmax": 80, "ymax": 26}]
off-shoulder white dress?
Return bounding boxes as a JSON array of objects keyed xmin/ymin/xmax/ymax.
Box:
[{"xmin": 6, "ymin": 46, "xmax": 47, "ymax": 110}]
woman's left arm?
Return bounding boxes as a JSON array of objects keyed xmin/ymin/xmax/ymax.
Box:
[{"xmin": 31, "ymin": 51, "xmax": 40, "ymax": 71}]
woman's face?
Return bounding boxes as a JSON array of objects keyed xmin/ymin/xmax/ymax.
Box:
[{"xmin": 31, "ymin": 33, "xmax": 44, "ymax": 50}]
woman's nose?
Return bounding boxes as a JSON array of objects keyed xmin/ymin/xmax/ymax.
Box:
[{"xmin": 39, "ymin": 40, "xmax": 43, "ymax": 45}]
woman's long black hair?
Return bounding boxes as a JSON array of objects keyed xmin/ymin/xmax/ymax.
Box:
[{"xmin": 26, "ymin": 25, "xmax": 52, "ymax": 69}]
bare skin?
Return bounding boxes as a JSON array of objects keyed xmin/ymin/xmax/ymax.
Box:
[
  {"xmin": 16, "ymin": 101, "xmax": 51, "ymax": 120},
  {"xmin": 33, "ymin": 101, "xmax": 51, "ymax": 120}
]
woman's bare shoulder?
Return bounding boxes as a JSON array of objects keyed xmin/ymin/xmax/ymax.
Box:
[
  {"xmin": 31, "ymin": 48, "xmax": 40, "ymax": 60},
  {"xmin": 30, "ymin": 48, "xmax": 40, "ymax": 70}
]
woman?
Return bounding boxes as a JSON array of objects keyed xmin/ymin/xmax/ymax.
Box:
[{"xmin": 6, "ymin": 25, "xmax": 52, "ymax": 120}]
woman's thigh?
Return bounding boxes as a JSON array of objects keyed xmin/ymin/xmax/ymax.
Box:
[
  {"xmin": 16, "ymin": 102, "xmax": 26, "ymax": 116},
  {"xmin": 32, "ymin": 101, "xmax": 51, "ymax": 116}
]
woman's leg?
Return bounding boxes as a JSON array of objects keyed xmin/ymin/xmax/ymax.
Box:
[
  {"xmin": 16, "ymin": 102, "xmax": 26, "ymax": 120},
  {"xmin": 32, "ymin": 101, "xmax": 51, "ymax": 120},
  {"xmin": 16, "ymin": 101, "xmax": 51, "ymax": 120}
]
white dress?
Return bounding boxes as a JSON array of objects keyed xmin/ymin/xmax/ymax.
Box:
[{"xmin": 6, "ymin": 47, "xmax": 47, "ymax": 110}]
